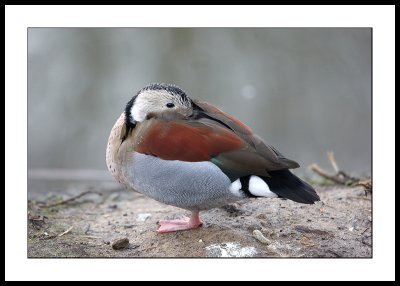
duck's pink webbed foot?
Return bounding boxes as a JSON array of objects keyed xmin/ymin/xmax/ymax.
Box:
[{"xmin": 157, "ymin": 211, "xmax": 202, "ymax": 233}]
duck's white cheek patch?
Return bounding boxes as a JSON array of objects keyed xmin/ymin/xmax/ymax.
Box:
[
  {"xmin": 229, "ymin": 179, "xmax": 242, "ymax": 197},
  {"xmin": 249, "ymin": 176, "xmax": 278, "ymax": 198},
  {"xmin": 131, "ymin": 105, "xmax": 145, "ymax": 122}
]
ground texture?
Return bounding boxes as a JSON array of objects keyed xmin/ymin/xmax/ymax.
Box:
[{"xmin": 28, "ymin": 181, "xmax": 372, "ymax": 258}]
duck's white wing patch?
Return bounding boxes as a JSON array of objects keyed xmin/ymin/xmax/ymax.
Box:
[
  {"xmin": 249, "ymin": 176, "xmax": 278, "ymax": 198},
  {"xmin": 228, "ymin": 179, "xmax": 243, "ymax": 197}
]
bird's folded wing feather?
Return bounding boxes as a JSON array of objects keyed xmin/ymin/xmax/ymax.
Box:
[
  {"xmin": 132, "ymin": 115, "xmax": 246, "ymax": 162},
  {"xmin": 192, "ymin": 100, "xmax": 300, "ymax": 170}
]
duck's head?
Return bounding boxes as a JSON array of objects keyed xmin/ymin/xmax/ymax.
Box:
[{"xmin": 125, "ymin": 83, "xmax": 194, "ymax": 125}]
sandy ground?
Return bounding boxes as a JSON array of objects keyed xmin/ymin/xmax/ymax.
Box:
[{"xmin": 28, "ymin": 180, "xmax": 372, "ymax": 258}]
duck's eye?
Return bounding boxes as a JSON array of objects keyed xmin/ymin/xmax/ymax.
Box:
[{"xmin": 166, "ymin": 103, "xmax": 175, "ymax": 108}]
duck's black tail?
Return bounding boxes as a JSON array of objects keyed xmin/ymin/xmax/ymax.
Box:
[{"xmin": 261, "ymin": 170, "xmax": 320, "ymax": 204}]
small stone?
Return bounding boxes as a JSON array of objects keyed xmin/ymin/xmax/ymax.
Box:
[
  {"xmin": 199, "ymin": 239, "xmax": 203, "ymax": 243},
  {"xmin": 123, "ymin": 213, "xmax": 127, "ymax": 216},
  {"xmin": 136, "ymin": 213, "xmax": 152, "ymax": 222},
  {"xmin": 123, "ymin": 224, "xmax": 136, "ymax": 229},
  {"xmin": 111, "ymin": 237, "xmax": 129, "ymax": 250},
  {"xmin": 108, "ymin": 204, "xmax": 118, "ymax": 209},
  {"xmin": 253, "ymin": 229, "xmax": 271, "ymax": 245}
]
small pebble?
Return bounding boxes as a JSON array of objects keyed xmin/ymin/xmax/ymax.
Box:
[
  {"xmin": 253, "ymin": 229, "xmax": 271, "ymax": 245},
  {"xmin": 108, "ymin": 204, "xmax": 118, "ymax": 209},
  {"xmin": 199, "ymin": 239, "xmax": 203, "ymax": 243},
  {"xmin": 111, "ymin": 237, "xmax": 129, "ymax": 250},
  {"xmin": 136, "ymin": 213, "xmax": 152, "ymax": 222}
]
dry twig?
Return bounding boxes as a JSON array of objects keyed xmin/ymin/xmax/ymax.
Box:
[
  {"xmin": 58, "ymin": 226, "xmax": 73, "ymax": 237},
  {"xmin": 39, "ymin": 191, "xmax": 102, "ymax": 208},
  {"xmin": 354, "ymin": 179, "xmax": 372, "ymax": 195},
  {"xmin": 309, "ymin": 163, "xmax": 345, "ymax": 185},
  {"xmin": 327, "ymin": 151, "xmax": 339, "ymax": 173},
  {"xmin": 38, "ymin": 226, "xmax": 73, "ymax": 240},
  {"xmin": 81, "ymin": 235, "xmax": 102, "ymax": 239},
  {"xmin": 309, "ymin": 151, "xmax": 371, "ymax": 193}
]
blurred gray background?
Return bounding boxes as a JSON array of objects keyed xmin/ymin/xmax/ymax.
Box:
[{"xmin": 28, "ymin": 28, "xmax": 371, "ymax": 178}]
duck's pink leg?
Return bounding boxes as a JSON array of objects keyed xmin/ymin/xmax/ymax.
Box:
[{"xmin": 157, "ymin": 210, "xmax": 202, "ymax": 233}]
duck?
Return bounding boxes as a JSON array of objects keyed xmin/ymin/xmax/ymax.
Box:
[{"xmin": 106, "ymin": 83, "xmax": 320, "ymax": 233}]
